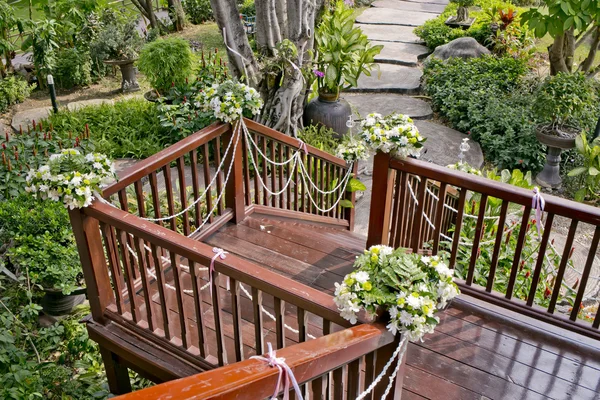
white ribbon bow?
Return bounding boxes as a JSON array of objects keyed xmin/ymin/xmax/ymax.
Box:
[{"xmin": 250, "ymin": 343, "xmax": 303, "ymax": 400}]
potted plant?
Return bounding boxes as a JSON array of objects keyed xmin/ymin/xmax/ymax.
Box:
[
  {"xmin": 360, "ymin": 112, "xmax": 426, "ymax": 159},
  {"xmin": 446, "ymin": 0, "xmax": 476, "ymax": 29},
  {"xmin": 91, "ymin": 9, "xmax": 143, "ymax": 93},
  {"xmin": 138, "ymin": 37, "xmax": 194, "ymax": 101},
  {"xmin": 304, "ymin": 1, "xmax": 382, "ymax": 138},
  {"xmin": 333, "ymin": 246, "xmax": 459, "ymax": 341},
  {"xmin": 533, "ymin": 73, "xmax": 598, "ymax": 188}
]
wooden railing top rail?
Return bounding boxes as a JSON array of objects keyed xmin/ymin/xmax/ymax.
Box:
[
  {"xmin": 243, "ymin": 118, "xmax": 349, "ymax": 169},
  {"xmin": 103, "ymin": 122, "xmax": 229, "ymax": 197},
  {"xmin": 84, "ymin": 201, "xmax": 354, "ymax": 327},
  {"xmin": 114, "ymin": 323, "xmax": 392, "ymax": 400},
  {"xmin": 390, "ymin": 157, "xmax": 600, "ymax": 226}
]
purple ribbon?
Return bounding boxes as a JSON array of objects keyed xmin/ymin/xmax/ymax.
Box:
[
  {"xmin": 209, "ymin": 247, "xmax": 228, "ymax": 291},
  {"xmin": 250, "ymin": 343, "xmax": 303, "ymax": 400},
  {"xmin": 297, "ymin": 139, "xmax": 308, "ymax": 155},
  {"xmin": 532, "ymin": 187, "xmax": 545, "ymax": 239}
]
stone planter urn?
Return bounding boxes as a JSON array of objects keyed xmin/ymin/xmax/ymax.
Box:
[
  {"xmin": 41, "ymin": 287, "xmax": 87, "ymax": 316},
  {"xmin": 104, "ymin": 59, "xmax": 140, "ymax": 93},
  {"xmin": 535, "ymin": 127, "xmax": 578, "ymax": 189},
  {"xmin": 303, "ymin": 90, "xmax": 352, "ymax": 138}
]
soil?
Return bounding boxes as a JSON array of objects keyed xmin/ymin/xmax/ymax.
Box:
[{"xmin": 537, "ymin": 123, "xmax": 580, "ymax": 139}]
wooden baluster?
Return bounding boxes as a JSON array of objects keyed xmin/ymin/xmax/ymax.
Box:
[
  {"xmin": 307, "ymin": 155, "xmax": 313, "ymax": 215},
  {"xmin": 405, "ymin": 177, "xmax": 417, "ymax": 249},
  {"xmin": 367, "ymin": 152, "xmax": 394, "ymax": 248},
  {"xmin": 224, "ymin": 123, "xmax": 246, "ymax": 223},
  {"xmin": 594, "ymin": 305, "xmax": 600, "ymax": 329},
  {"xmin": 115, "ymin": 228, "xmax": 140, "ymax": 322},
  {"xmin": 117, "ymin": 188, "xmax": 128, "ymax": 212},
  {"xmin": 242, "ymin": 134, "xmax": 252, "ymax": 206},
  {"xmin": 363, "ymin": 352, "xmax": 376, "ymax": 400},
  {"xmin": 570, "ymin": 226, "xmax": 600, "ymax": 320},
  {"xmin": 286, "ymin": 146, "xmax": 292, "ymax": 210},
  {"xmin": 211, "ymin": 271, "xmax": 227, "ymax": 365},
  {"xmin": 297, "ymin": 308, "xmax": 307, "ymax": 342},
  {"xmin": 325, "ymin": 163, "xmax": 332, "ymax": 217},
  {"xmin": 297, "ymin": 151, "xmax": 303, "ymax": 213},
  {"xmin": 252, "ymin": 132, "xmax": 260, "ymax": 206},
  {"xmin": 100, "ymin": 224, "xmax": 125, "ymax": 315},
  {"xmin": 270, "ymin": 139, "xmax": 277, "ymax": 208},
  {"xmin": 274, "ymin": 297, "xmax": 285, "ymax": 349},
  {"xmin": 230, "ymin": 278, "xmax": 244, "ymax": 361},
  {"xmin": 466, "ymin": 194, "xmax": 488, "ymax": 285},
  {"xmin": 202, "ymin": 143, "xmax": 214, "ymax": 224},
  {"xmin": 133, "ymin": 236, "xmax": 154, "ymax": 332},
  {"xmin": 486, "ymin": 200, "xmax": 510, "ymax": 292},
  {"xmin": 449, "ymin": 189, "xmax": 468, "ymax": 269},
  {"xmin": 348, "ymin": 358, "xmax": 361, "ymax": 399},
  {"xmin": 278, "ymin": 142, "xmax": 284, "ymax": 209},
  {"xmin": 118, "ymin": 189, "xmax": 139, "ymax": 279},
  {"xmin": 332, "ymin": 366, "xmax": 344, "ymax": 400},
  {"xmin": 170, "ymin": 252, "xmax": 188, "ymax": 349},
  {"xmin": 410, "ymin": 176, "xmax": 428, "ymax": 252},
  {"xmin": 432, "ymin": 183, "xmax": 448, "ymax": 255},
  {"xmin": 162, "ymin": 166, "xmax": 178, "ymax": 232},
  {"xmin": 150, "ymin": 244, "xmax": 171, "ymax": 340},
  {"xmin": 506, "ymin": 206, "xmax": 533, "ymax": 300},
  {"xmin": 527, "ymin": 213, "xmax": 555, "ymax": 306},
  {"xmin": 262, "ymin": 136, "xmax": 269, "ymax": 206},
  {"xmin": 69, "ymin": 210, "xmax": 114, "ymax": 324},
  {"xmin": 214, "ymin": 136, "xmax": 224, "ymax": 215},
  {"xmin": 188, "ymin": 260, "xmax": 206, "ymax": 357},
  {"xmin": 149, "ymin": 171, "xmax": 163, "ymax": 226},
  {"xmin": 319, "ymin": 159, "xmax": 325, "ymax": 216},
  {"xmin": 190, "ymin": 151, "xmax": 202, "ymax": 228},
  {"xmin": 388, "ymin": 172, "xmax": 402, "ymax": 248},
  {"xmin": 548, "ymin": 219, "xmax": 579, "ymax": 313},
  {"xmin": 134, "ymin": 180, "xmax": 146, "ymax": 218},
  {"xmin": 176, "ymin": 157, "xmax": 190, "ymax": 236},
  {"xmin": 251, "ymin": 287, "xmax": 264, "ymax": 355}
]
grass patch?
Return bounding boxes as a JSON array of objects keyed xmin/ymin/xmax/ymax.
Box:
[{"xmin": 170, "ymin": 22, "xmax": 227, "ymax": 56}]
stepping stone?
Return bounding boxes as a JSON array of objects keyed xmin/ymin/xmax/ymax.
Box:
[
  {"xmin": 11, "ymin": 107, "xmax": 52, "ymax": 132},
  {"xmin": 343, "ymin": 93, "xmax": 433, "ymax": 120},
  {"xmin": 371, "ymin": 0, "xmax": 446, "ymax": 14},
  {"xmin": 0, "ymin": 121, "xmax": 8, "ymax": 135},
  {"xmin": 357, "ymin": 24, "xmax": 424, "ymax": 44},
  {"xmin": 356, "ymin": 8, "xmax": 433, "ymax": 27},
  {"xmin": 67, "ymin": 98, "xmax": 114, "ymax": 112},
  {"xmin": 372, "ymin": 41, "xmax": 430, "ymax": 66},
  {"xmin": 402, "ymin": 0, "xmax": 448, "ymax": 4},
  {"xmin": 346, "ymin": 64, "xmax": 422, "ymax": 94},
  {"xmin": 414, "ymin": 120, "xmax": 484, "ymax": 168}
]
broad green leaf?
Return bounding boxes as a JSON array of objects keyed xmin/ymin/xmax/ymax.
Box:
[
  {"xmin": 574, "ymin": 188, "xmax": 587, "ymax": 202},
  {"xmin": 347, "ymin": 178, "xmax": 367, "ymax": 192},
  {"xmin": 339, "ymin": 199, "xmax": 354, "ymax": 208},
  {"xmin": 589, "ymin": 167, "xmax": 599, "ymax": 176},
  {"xmin": 567, "ymin": 167, "xmax": 587, "ymax": 176}
]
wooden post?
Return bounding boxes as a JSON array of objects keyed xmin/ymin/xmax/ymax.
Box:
[
  {"xmin": 69, "ymin": 209, "xmax": 114, "ymax": 324},
  {"xmin": 366, "ymin": 152, "xmax": 394, "ymax": 248},
  {"xmin": 225, "ymin": 122, "xmax": 246, "ymax": 224},
  {"xmin": 373, "ymin": 334, "xmax": 406, "ymax": 400},
  {"xmin": 344, "ymin": 162, "xmax": 359, "ymax": 231},
  {"xmin": 100, "ymin": 346, "xmax": 133, "ymax": 395}
]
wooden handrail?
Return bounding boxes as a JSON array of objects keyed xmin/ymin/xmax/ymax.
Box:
[
  {"xmin": 84, "ymin": 201, "xmax": 355, "ymax": 327},
  {"xmin": 114, "ymin": 323, "xmax": 394, "ymax": 400},
  {"xmin": 389, "ymin": 157, "xmax": 600, "ymax": 225},
  {"xmin": 102, "ymin": 122, "xmax": 230, "ymax": 197}
]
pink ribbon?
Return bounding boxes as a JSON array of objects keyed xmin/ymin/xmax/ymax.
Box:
[
  {"xmin": 209, "ymin": 247, "xmax": 229, "ymax": 291},
  {"xmin": 532, "ymin": 187, "xmax": 545, "ymax": 240},
  {"xmin": 297, "ymin": 139, "xmax": 308, "ymax": 155},
  {"xmin": 250, "ymin": 343, "xmax": 303, "ymax": 400}
]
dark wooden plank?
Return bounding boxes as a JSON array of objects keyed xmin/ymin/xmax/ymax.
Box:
[
  {"xmin": 486, "ymin": 200, "xmax": 510, "ymax": 292},
  {"xmin": 202, "ymin": 143, "xmax": 214, "ymax": 224},
  {"xmin": 100, "ymin": 224, "xmax": 125, "ymax": 315},
  {"xmin": 449, "ymin": 189, "xmax": 467, "ymax": 269},
  {"xmin": 149, "ymin": 171, "xmax": 164, "ymax": 226},
  {"xmin": 162, "ymin": 165, "xmax": 178, "ymax": 232},
  {"xmin": 506, "ymin": 206, "xmax": 532, "ymax": 299},
  {"xmin": 176, "ymin": 156, "xmax": 191, "ymax": 236},
  {"xmin": 548, "ymin": 219, "xmax": 578, "ymax": 313},
  {"xmin": 252, "ymin": 287, "xmax": 264, "ymax": 355},
  {"xmin": 274, "ymin": 297, "xmax": 285, "ymax": 349},
  {"xmin": 242, "ymin": 135, "xmax": 252, "ymax": 206},
  {"xmin": 432, "ymin": 182, "xmax": 448, "ymax": 255},
  {"xmin": 115, "ymin": 228, "xmax": 140, "ymax": 323},
  {"xmin": 466, "ymin": 194, "xmax": 488, "ymax": 285},
  {"xmin": 403, "ymin": 364, "xmax": 486, "ymax": 400},
  {"xmin": 252, "ymin": 132, "xmax": 260, "ymax": 206},
  {"xmin": 187, "ymin": 259, "xmax": 207, "ymax": 358},
  {"xmin": 230, "ymin": 278, "xmax": 244, "ymax": 362},
  {"xmin": 261, "ymin": 135, "xmax": 269, "ymax": 207},
  {"xmin": 570, "ymin": 226, "xmax": 600, "ymax": 321},
  {"xmin": 134, "ymin": 236, "xmax": 155, "ymax": 332},
  {"xmin": 527, "ymin": 213, "xmax": 555, "ymax": 306},
  {"xmin": 170, "ymin": 252, "xmax": 188, "ymax": 349},
  {"xmin": 278, "ymin": 142, "xmax": 284, "ymax": 209},
  {"xmin": 190, "ymin": 150, "xmax": 203, "ymax": 228},
  {"xmin": 150, "ymin": 244, "xmax": 171, "ymax": 340},
  {"xmin": 214, "ymin": 136, "xmax": 224, "ymax": 215},
  {"xmin": 347, "ymin": 359, "xmax": 360, "ymax": 399}
]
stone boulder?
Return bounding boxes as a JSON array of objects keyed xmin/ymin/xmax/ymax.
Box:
[{"xmin": 427, "ymin": 37, "xmax": 490, "ymax": 62}]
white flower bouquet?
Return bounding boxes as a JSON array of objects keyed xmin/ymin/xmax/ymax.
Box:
[
  {"xmin": 25, "ymin": 149, "xmax": 116, "ymax": 209},
  {"xmin": 360, "ymin": 113, "xmax": 425, "ymax": 158},
  {"xmin": 196, "ymin": 80, "xmax": 263, "ymax": 123},
  {"xmin": 334, "ymin": 246, "xmax": 459, "ymax": 342},
  {"xmin": 335, "ymin": 135, "xmax": 370, "ymax": 162}
]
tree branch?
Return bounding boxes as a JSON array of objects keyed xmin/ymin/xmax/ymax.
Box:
[{"xmin": 579, "ymin": 26, "xmax": 600, "ymax": 74}]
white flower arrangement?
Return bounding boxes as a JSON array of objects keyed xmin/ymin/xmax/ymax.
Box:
[
  {"xmin": 25, "ymin": 149, "xmax": 116, "ymax": 210},
  {"xmin": 335, "ymin": 135, "xmax": 370, "ymax": 162},
  {"xmin": 196, "ymin": 80, "xmax": 263, "ymax": 123},
  {"xmin": 360, "ymin": 113, "xmax": 426, "ymax": 159},
  {"xmin": 334, "ymin": 246, "xmax": 459, "ymax": 342}
]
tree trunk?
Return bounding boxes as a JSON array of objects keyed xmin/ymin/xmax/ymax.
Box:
[
  {"xmin": 456, "ymin": 6, "xmax": 469, "ymax": 23},
  {"xmin": 131, "ymin": 0, "xmax": 159, "ymax": 30},
  {"xmin": 564, "ymin": 28, "xmax": 575, "ymax": 72},
  {"xmin": 548, "ymin": 33, "xmax": 569, "ymax": 75},
  {"xmin": 167, "ymin": 0, "xmax": 186, "ymax": 31},
  {"xmin": 211, "ymin": 0, "xmax": 322, "ymax": 135},
  {"xmin": 579, "ymin": 26, "xmax": 600, "ymax": 75}
]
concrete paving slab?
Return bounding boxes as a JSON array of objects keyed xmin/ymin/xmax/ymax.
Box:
[
  {"xmin": 347, "ymin": 64, "xmax": 422, "ymax": 94},
  {"xmin": 415, "ymin": 120, "xmax": 484, "ymax": 168},
  {"xmin": 11, "ymin": 107, "xmax": 52, "ymax": 132},
  {"xmin": 356, "ymin": 8, "xmax": 433, "ymax": 27},
  {"xmin": 372, "ymin": 41, "xmax": 430, "ymax": 66},
  {"xmin": 343, "ymin": 93, "xmax": 433, "ymax": 120},
  {"xmin": 67, "ymin": 98, "xmax": 115, "ymax": 112},
  {"xmin": 371, "ymin": 0, "xmax": 445, "ymax": 14}
]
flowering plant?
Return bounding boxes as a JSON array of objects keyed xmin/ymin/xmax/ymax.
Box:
[
  {"xmin": 196, "ymin": 80, "xmax": 263, "ymax": 123},
  {"xmin": 335, "ymin": 135, "xmax": 369, "ymax": 162},
  {"xmin": 25, "ymin": 149, "xmax": 116, "ymax": 209},
  {"xmin": 333, "ymin": 246, "xmax": 459, "ymax": 342},
  {"xmin": 361, "ymin": 113, "xmax": 426, "ymax": 159}
]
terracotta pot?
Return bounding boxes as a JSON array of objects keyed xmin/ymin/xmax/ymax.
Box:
[
  {"xmin": 535, "ymin": 127, "xmax": 578, "ymax": 150},
  {"xmin": 303, "ymin": 90, "xmax": 352, "ymax": 138}
]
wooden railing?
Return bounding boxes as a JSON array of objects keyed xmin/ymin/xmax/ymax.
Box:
[
  {"xmin": 368, "ymin": 152, "xmax": 600, "ymax": 340},
  {"xmin": 102, "ymin": 120, "xmax": 355, "ymax": 237},
  {"xmin": 113, "ymin": 323, "xmax": 401, "ymax": 400}
]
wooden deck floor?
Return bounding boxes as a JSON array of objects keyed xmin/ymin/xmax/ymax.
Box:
[{"xmin": 197, "ymin": 214, "xmax": 600, "ymax": 400}]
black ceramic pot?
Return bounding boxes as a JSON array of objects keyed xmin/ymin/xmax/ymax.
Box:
[
  {"xmin": 41, "ymin": 287, "xmax": 86, "ymax": 316},
  {"xmin": 303, "ymin": 91, "xmax": 352, "ymax": 139},
  {"xmin": 535, "ymin": 126, "xmax": 579, "ymax": 188}
]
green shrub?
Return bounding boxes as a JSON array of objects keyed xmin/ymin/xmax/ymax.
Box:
[
  {"xmin": 238, "ymin": 0, "xmax": 256, "ymax": 16},
  {"xmin": 89, "ymin": 9, "xmax": 143, "ymax": 62},
  {"xmin": 414, "ymin": 18, "xmax": 466, "ymax": 50},
  {"xmin": 183, "ymin": 0, "xmax": 214, "ymax": 23},
  {"xmin": 298, "ymin": 124, "xmax": 340, "ymax": 155},
  {"xmin": 0, "ymin": 75, "xmax": 32, "ymax": 113},
  {"xmin": 43, "ymin": 98, "xmax": 168, "ymax": 159},
  {"xmin": 138, "ymin": 38, "xmax": 194, "ymax": 95},
  {"xmin": 53, "ymin": 47, "xmax": 92, "ymax": 89}
]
